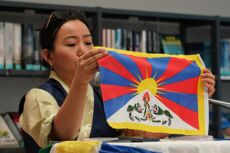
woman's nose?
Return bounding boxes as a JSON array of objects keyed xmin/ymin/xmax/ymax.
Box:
[
  {"xmin": 77, "ymin": 51, "xmax": 83, "ymax": 57},
  {"xmin": 77, "ymin": 43, "xmax": 88, "ymax": 57}
]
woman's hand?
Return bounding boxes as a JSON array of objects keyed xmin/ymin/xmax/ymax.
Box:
[
  {"xmin": 75, "ymin": 48, "xmax": 108, "ymax": 84},
  {"xmin": 201, "ymin": 68, "xmax": 215, "ymax": 97}
]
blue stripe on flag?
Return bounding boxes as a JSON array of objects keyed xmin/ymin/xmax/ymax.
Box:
[
  {"xmin": 104, "ymin": 93, "xmax": 134, "ymax": 118},
  {"xmin": 147, "ymin": 57, "xmax": 170, "ymax": 80},
  {"xmin": 109, "ymin": 52, "xmax": 141, "ymax": 80},
  {"xmin": 163, "ymin": 61, "xmax": 201, "ymax": 85},
  {"xmin": 159, "ymin": 92, "xmax": 198, "ymax": 112},
  {"xmin": 100, "ymin": 67, "xmax": 134, "ymax": 87}
]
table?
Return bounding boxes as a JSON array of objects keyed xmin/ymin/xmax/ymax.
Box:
[
  {"xmin": 109, "ymin": 140, "xmax": 230, "ymax": 153},
  {"xmin": 40, "ymin": 139, "xmax": 230, "ymax": 153}
]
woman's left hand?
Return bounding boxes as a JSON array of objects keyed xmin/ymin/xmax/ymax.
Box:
[{"xmin": 201, "ymin": 68, "xmax": 215, "ymax": 97}]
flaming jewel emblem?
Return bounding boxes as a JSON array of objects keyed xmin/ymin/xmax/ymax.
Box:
[{"xmin": 126, "ymin": 91, "xmax": 173, "ymax": 126}]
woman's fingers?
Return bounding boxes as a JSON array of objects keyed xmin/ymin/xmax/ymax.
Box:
[
  {"xmin": 81, "ymin": 48, "xmax": 107, "ymax": 60},
  {"xmin": 204, "ymin": 82, "xmax": 215, "ymax": 96},
  {"xmin": 78, "ymin": 48, "xmax": 107, "ymax": 72},
  {"xmin": 201, "ymin": 68, "xmax": 216, "ymax": 96}
]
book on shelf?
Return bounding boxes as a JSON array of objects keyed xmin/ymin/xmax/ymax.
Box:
[
  {"xmin": 121, "ymin": 29, "xmax": 127, "ymax": 50},
  {"xmin": 140, "ymin": 30, "xmax": 147, "ymax": 52},
  {"xmin": 33, "ymin": 30, "xmax": 41, "ymax": 71},
  {"xmin": 102, "ymin": 28, "xmax": 107, "ymax": 48},
  {"xmin": 0, "ymin": 114, "xmax": 19, "ymax": 148},
  {"xmin": 0, "ymin": 21, "xmax": 44, "ymax": 72},
  {"xmin": 0, "ymin": 22, "xmax": 4, "ymax": 70},
  {"xmin": 153, "ymin": 31, "xmax": 161, "ymax": 53},
  {"xmin": 22, "ymin": 23, "xmax": 34, "ymax": 70},
  {"xmin": 146, "ymin": 30, "xmax": 153, "ymax": 53},
  {"xmin": 220, "ymin": 39, "xmax": 230, "ymax": 78},
  {"xmin": 102, "ymin": 28, "xmax": 164, "ymax": 53},
  {"xmin": 161, "ymin": 35, "xmax": 184, "ymax": 54},
  {"xmin": 126, "ymin": 29, "xmax": 133, "ymax": 51},
  {"xmin": 13, "ymin": 23, "xmax": 22, "ymax": 70},
  {"xmin": 115, "ymin": 28, "xmax": 122, "ymax": 50},
  {"xmin": 4, "ymin": 22, "xmax": 14, "ymax": 70},
  {"xmin": 2, "ymin": 112, "xmax": 23, "ymax": 147}
]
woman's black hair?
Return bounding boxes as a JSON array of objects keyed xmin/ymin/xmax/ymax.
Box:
[{"xmin": 40, "ymin": 10, "xmax": 89, "ymax": 68}]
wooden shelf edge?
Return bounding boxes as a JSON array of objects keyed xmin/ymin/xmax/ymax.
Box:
[{"xmin": 0, "ymin": 70, "xmax": 49, "ymax": 77}]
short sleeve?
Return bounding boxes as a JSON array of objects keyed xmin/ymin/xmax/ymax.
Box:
[{"xmin": 19, "ymin": 88, "xmax": 59, "ymax": 147}]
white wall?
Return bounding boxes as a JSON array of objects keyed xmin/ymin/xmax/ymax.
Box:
[{"xmin": 2, "ymin": 0, "xmax": 230, "ymax": 17}]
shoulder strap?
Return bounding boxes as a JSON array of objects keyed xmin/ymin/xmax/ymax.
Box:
[
  {"xmin": 38, "ymin": 78, "xmax": 67, "ymax": 106},
  {"xmin": 19, "ymin": 78, "xmax": 67, "ymax": 114}
]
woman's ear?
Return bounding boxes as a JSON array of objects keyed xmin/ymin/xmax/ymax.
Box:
[{"xmin": 41, "ymin": 49, "xmax": 53, "ymax": 67}]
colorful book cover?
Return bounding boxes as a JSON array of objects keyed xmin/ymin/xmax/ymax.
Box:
[
  {"xmin": 98, "ymin": 47, "xmax": 208, "ymax": 136},
  {"xmin": 161, "ymin": 35, "xmax": 184, "ymax": 55}
]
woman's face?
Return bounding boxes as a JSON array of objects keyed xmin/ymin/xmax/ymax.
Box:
[{"xmin": 50, "ymin": 19, "xmax": 93, "ymax": 85}]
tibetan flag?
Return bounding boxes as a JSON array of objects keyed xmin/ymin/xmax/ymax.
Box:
[{"xmin": 98, "ymin": 47, "xmax": 209, "ymax": 136}]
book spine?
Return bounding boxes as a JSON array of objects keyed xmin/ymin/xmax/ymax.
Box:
[
  {"xmin": 133, "ymin": 31, "xmax": 140, "ymax": 52},
  {"xmin": 141, "ymin": 30, "xmax": 147, "ymax": 53},
  {"xmin": 102, "ymin": 28, "xmax": 107, "ymax": 47},
  {"xmin": 146, "ymin": 30, "xmax": 152, "ymax": 53},
  {"xmin": 115, "ymin": 28, "xmax": 122, "ymax": 49},
  {"xmin": 126, "ymin": 30, "xmax": 133, "ymax": 51},
  {"xmin": 22, "ymin": 24, "xmax": 34, "ymax": 70},
  {"xmin": 0, "ymin": 22, "xmax": 4, "ymax": 70},
  {"xmin": 121, "ymin": 29, "xmax": 127, "ymax": 50},
  {"xmin": 33, "ymin": 30, "xmax": 41, "ymax": 71},
  {"xmin": 4, "ymin": 22, "xmax": 14, "ymax": 70},
  {"xmin": 111, "ymin": 29, "xmax": 115, "ymax": 48},
  {"xmin": 106, "ymin": 29, "xmax": 111, "ymax": 48},
  {"xmin": 13, "ymin": 23, "xmax": 22, "ymax": 70},
  {"xmin": 155, "ymin": 32, "xmax": 161, "ymax": 53}
]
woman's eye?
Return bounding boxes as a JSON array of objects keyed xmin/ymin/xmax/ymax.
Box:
[
  {"xmin": 85, "ymin": 42, "xmax": 93, "ymax": 46},
  {"xmin": 66, "ymin": 44, "xmax": 76, "ymax": 47}
]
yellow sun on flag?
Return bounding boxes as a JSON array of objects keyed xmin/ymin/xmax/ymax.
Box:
[
  {"xmin": 137, "ymin": 78, "xmax": 158, "ymax": 95},
  {"xmin": 131, "ymin": 75, "xmax": 159, "ymax": 96},
  {"xmin": 130, "ymin": 70, "xmax": 162, "ymax": 96}
]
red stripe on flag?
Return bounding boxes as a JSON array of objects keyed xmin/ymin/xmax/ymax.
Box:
[
  {"xmin": 159, "ymin": 77, "xmax": 199, "ymax": 94},
  {"xmin": 127, "ymin": 55, "xmax": 152, "ymax": 78},
  {"xmin": 99, "ymin": 55, "xmax": 137, "ymax": 82},
  {"xmin": 157, "ymin": 57, "xmax": 192, "ymax": 83},
  {"xmin": 100, "ymin": 84, "xmax": 135, "ymax": 101},
  {"xmin": 157, "ymin": 95, "xmax": 199, "ymax": 129}
]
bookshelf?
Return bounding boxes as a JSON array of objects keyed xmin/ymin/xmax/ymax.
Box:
[
  {"xmin": 0, "ymin": 70, "xmax": 48, "ymax": 77},
  {"xmin": 218, "ymin": 17, "xmax": 230, "ymax": 129},
  {"xmin": 0, "ymin": 1, "xmax": 228, "ymax": 150}
]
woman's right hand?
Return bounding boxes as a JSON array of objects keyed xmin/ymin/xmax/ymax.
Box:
[{"xmin": 75, "ymin": 48, "xmax": 108, "ymax": 84}]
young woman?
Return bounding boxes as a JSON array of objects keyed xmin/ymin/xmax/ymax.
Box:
[{"xmin": 19, "ymin": 10, "xmax": 216, "ymax": 153}]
